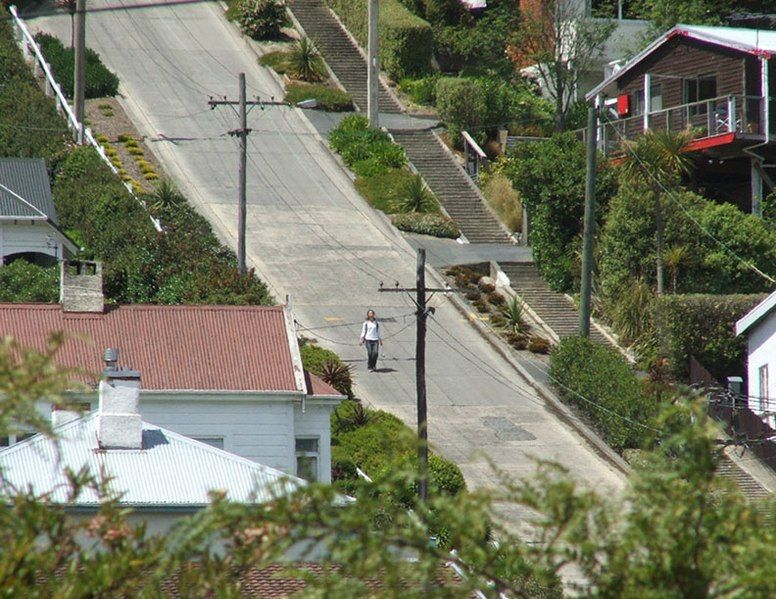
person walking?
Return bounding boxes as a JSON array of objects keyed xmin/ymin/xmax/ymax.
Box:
[{"xmin": 359, "ymin": 309, "xmax": 382, "ymax": 371}]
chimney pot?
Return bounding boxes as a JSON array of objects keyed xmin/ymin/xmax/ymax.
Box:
[{"xmin": 103, "ymin": 348, "xmax": 119, "ymax": 371}]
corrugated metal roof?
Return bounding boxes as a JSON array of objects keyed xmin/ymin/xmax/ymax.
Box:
[
  {"xmin": 0, "ymin": 158, "xmax": 57, "ymax": 220},
  {"xmin": 0, "ymin": 414, "xmax": 305, "ymax": 506},
  {"xmin": 587, "ymin": 24, "xmax": 776, "ymax": 101},
  {"xmin": 0, "ymin": 304, "xmax": 317, "ymax": 392},
  {"xmin": 736, "ymin": 289, "xmax": 776, "ymax": 335}
]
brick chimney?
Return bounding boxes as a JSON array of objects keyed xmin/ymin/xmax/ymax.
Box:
[
  {"xmin": 97, "ymin": 348, "xmax": 142, "ymax": 450},
  {"xmin": 60, "ymin": 259, "xmax": 104, "ymax": 313}
]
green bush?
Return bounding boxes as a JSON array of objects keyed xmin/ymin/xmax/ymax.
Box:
[
  {"xmin": 258, "ymin": 49, "xmax": 293, "ymax": 74},
  {"xmin": 434, "ymin": 77, "xmax": 485, "ymax": 141},
  {"xmin": 52, "ymin": 147, "xmax": 272, "ymax": 305},
  {"xmin": 234, "ymin": 0, "xmax": 288, "ymax": 40},
  {"xmin": 300, "ymin": 343, "xmax": 342, "ymax": 372},
  {"xmin": 326, "ymin": 0, "xmax": 432, "ymax": 79},
  {"xmin": 285, "ymin": 82, "xmax": 353, "ymax": 112},
  {"xmin": 500, "ymin": 133, "xmax": 616, "ymax": 292},
  {"xmin": 652, "ymin": 294, "xmax": 764, "ymax": 382},
  {"xmin": 0, "ymin": 21, "xmax": 67, "ymax": 159},
  {"xmin": 599, "ymin": 184, "xmax": 776, "ymax": 299},
  {"xmin": 391, "ymin": 212, "xmax": 460, "ymax": 238},
  {"xmin": 329, "ymin": 115, "xmax": 406, "ymax": 172},
  {"xmin": 34, "ymin": 33, "xmax": 119, "ymax": 98},
  {"xmin": 332, "ymin": 400, "xmax": 466, "ymax": 498},
  {"xmin": 398, "ymin": 75, "xmax": 439, "ymax": 106},
  {"xmin": 0, "ymin": 260, "xmax": 59, "ymax": 303},
  {"xmin": 550, "ymin": 336, "xmax": 659, "ymax": 451}
]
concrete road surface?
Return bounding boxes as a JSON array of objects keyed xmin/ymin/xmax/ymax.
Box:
[{"xmin": 28, "ymin": 0, "xmax": 625, "ymax": 523}]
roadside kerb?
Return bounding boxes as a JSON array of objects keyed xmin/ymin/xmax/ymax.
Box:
[{"xmin": 430, "ymin": 263, "xmax": 632, "ymax": 477}]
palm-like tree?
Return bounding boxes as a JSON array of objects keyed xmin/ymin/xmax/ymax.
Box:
[
  {"xmin": 619, "ymin": 129, "xmax": 695, "ymax": 295},
  {"xmin": 663, "ymin": 245, "xmax": 688, "ymax": 294}
]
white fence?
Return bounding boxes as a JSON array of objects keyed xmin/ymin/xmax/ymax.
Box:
[{"xmin": 9, "ymin": 5, "xmax": 161, "ymax": 232}]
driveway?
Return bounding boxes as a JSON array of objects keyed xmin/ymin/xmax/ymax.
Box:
[{"xmin": 28, "ymin": 0, "xmax": 625, "ymax": 520}]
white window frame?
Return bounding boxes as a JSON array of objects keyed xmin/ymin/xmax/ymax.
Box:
[
  {"xmin": 759, "ymin": 364, "xmax": 769, "ymax": 413},
  {"xmin": 295, "ymin": 437, "xmax": 320, "ymax": 482}
]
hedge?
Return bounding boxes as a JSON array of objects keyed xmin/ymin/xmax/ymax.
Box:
[
  {"xmin": 0, "ymin": 260, "xmax": 59, "ymax": 303},
  {"xmin": 652, "ymin": 294, "xmax": 765, "ymax": 382},
  {"xmin": 550, "ymin": 336, "xmax": 659, "ymax": 451},
  {"xmin": 52, "ymin": 147, "xmax": 272, "ymax": 305},
  {"xmin": 34, "ymin": 33, "xmax": 119, "ymax": 99},
  {"xmin": 0, "ymin": 21, "xmax": 66, "ymax": 159},
  {"xmin": 325, "ymin": 0, "xmax": 432, "ymax": 79}
]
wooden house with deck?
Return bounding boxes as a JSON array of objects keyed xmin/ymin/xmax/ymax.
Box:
[{"xmin": 586, "ymin": 25, "xmax": 775, "ymax": 214}]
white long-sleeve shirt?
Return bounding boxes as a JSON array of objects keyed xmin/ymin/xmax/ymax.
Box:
[{"xmin": 360, "ymin": 320, "xmax": 381, "ymax": 341}]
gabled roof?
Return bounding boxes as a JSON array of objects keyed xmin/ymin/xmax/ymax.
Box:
[
  {"xmin": 0, "ymin": 304, "xmax": 341, "ymax": 397},
  {"xmin": 586, "ymin": 24, "xmax": 776, "ymax": 101},
  {"xmin": 736, "ymin": 289, "xmax": 776, "ymax": 336},
  {"xmin": 0, "ymin": 158, "xmax": 57, "ymax": 220},
  {"xmin": 0, "ymin": 414, "xmax": 305, "ymax": 507}
]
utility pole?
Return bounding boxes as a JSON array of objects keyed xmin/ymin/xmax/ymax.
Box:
[
  {"xmin": 208, "ymin": 74, "xmax": 287, "ymax": 275},
  {"xmin": 367, "ymin": 0, "xmax": 379, "ymax": 127},
  {"xmin": 379, "ymin": 248, "xmax": 454, "ymax": 503},
  {"xmin": 579, "ymin": 106, "xmax": 597, "ymax": 337},
  {"xmin": 73, "ymin": 0, "xmax": 86, "ymax": 144}
]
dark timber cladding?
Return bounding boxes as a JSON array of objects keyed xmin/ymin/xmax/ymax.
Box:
[{"xmin": 616, "ymin": 37, "xmax": 746, "ymax": 137}]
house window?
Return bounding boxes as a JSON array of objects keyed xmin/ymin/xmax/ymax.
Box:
[
  {"xmin": 759, "ymin": 365, "xmax": 769, "ymax": 413},
  {"xmin": 0, "ymin": 433, "xmax": 34, "ymax": 446},
  {"xmin": 632, "ymin": 84, "xmax": 663, "ymax": 116},
  {"xmin": 295, "ymin": 437, "xmax": 319, "ymax": 482},
  {"xmin": 193, "ymin": 437, "xmax": 224, "ymax": 450},
  {"xmin": 684, "ymin": 74, "xmax": 717, "ymax": 114}
]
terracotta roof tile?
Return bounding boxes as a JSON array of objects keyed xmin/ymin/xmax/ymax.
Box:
[{"xmin": 0, "ymin": 304, "xmax": 313, "ymax": 393}]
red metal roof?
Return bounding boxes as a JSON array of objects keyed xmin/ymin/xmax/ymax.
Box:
[{"xmin": 0, "ymin": 304, "xmax": 338, "ymax": 395}]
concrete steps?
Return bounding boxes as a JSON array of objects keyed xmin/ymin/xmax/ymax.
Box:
[
  {"xmin": 287, "ymin": 0, "xmax": 402, "ymax": 113},
  {"xmin": 717, "ymin": 456, "xmax": 772, "ymax": 507},
  {"xmin": 499, "ymin": 262, "xmax": 616, "ymax": 347},
  {"xmin": 390, "ymin": 130, "xmax": 511, "ymax": 244}
]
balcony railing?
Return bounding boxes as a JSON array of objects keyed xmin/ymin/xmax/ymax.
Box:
[{"xmin": 597, "ymin": 94, "xmax": 768, "ymax": 154}]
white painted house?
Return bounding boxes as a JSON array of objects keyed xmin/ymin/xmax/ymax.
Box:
[
  {"xmin": 0, "ymin": 158, "xmax": 77, "ymax": 265},
  {"xmin": 736, "ymin": 290, "xmax": 776, "ymax": 423},
  {"xmin": 0, "ymin": 262, "xmax": 344, "ymax": 483},
  {"xmin": 0, "ymin": 363, "xmax": 307, "ymax": 536}
]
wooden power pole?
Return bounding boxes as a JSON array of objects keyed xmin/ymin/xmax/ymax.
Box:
[
  {"xmin": 208, "ymin": 74, "xmax": 286, "ymax": 275},
  {"xmin": 579, "ymin": 105, "xmax": 597, "ymax": 337},
  {"xmin": 367, "ymin": 0, "xmax": 379, "ymax": 127},
  {"xmin": 379, "ymin": 248, "xmax": 454, "ymax": 502},
  {"xmin": 73, "ymin": 0, "xmax": 86, "ymax": 144}
]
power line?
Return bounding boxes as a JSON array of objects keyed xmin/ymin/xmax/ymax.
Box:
[{"xmin": 599, "ymin": 112, "xmax": 776, "ymax": 285}]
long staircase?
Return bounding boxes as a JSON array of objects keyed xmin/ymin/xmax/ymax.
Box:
[
  {"xmin": 391, "ymin": 130, "xmax": 511, "ymax": 244},
  {"xmin": 286, "ymin": 0, "xmax": 401, "ymax": 113},
  {"xmin": 499, "ymin": 262, "xmax": 615, "ymax": 347},
  {"xmin": 717, "ymin": 456, "xmax": 772, "ymax": 504}
]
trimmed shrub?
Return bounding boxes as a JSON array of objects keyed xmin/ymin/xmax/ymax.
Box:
[
  {"xmin": 34, "ymin": 33, "xmax": 119, "ymax": 98},
  {"xmin": 391, "ymin": 212, "xmax": 460, "ymax": 238},
  {"xmin": 300, "ymin": 343, "xmax": 342, "ymax": 371},
  {"xmin": 434, "ymin": 77, "xmax": 485, "ymax": 141},
  {"xmin": 329, "ymin": 115, "xmax": 406, "ymax": 172},
  {"xmin": 652, "ymin": 294, "xmax": 764, "ymax": 382},
  {"xmin": 0, "ymin": 260, "xmax": 59, "ymax": 302},
  {"xmin": 550, "ymin": 336, "xmax": 659, "ymax": 451},
  {"xmin": 326, "ymin": 0, "xmax": 432, "ymax": 79},
  {"xmin": 234, "ymin": 0, "xmax": 288, "ymax": 40},
  {"xmin": 284, "ymin": 82, "xmax": 353, "ymax": 112}
]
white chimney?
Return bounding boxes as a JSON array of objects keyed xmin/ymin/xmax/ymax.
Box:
[{"xmin": 97, "ymin": 348, "xmax": 142, "ymax": 450}]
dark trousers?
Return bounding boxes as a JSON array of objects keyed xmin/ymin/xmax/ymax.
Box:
[{"xmin": 365, "ymin": 340, "xmax": 379, "ymax": 370}]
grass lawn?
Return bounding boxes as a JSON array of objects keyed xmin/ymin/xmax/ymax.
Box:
[{"xmin": 259, "ymin": 50, "xmax": 293, "ymax": 75}]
